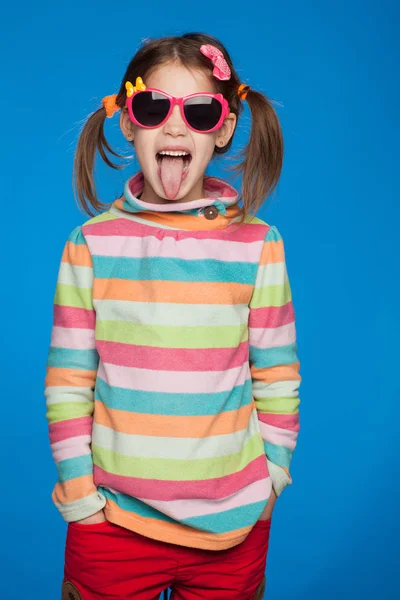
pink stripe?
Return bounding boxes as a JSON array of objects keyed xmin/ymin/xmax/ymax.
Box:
[
  {"xmin": 141, "ymin": 478, "xmax": 271, "ymax": 520},
  {"xmin": 249, "ymin": 322, "xmax": 296, "ymax": 349},
  {"xmin": 203, "ymin": 176, "xmax": 239, "ymax": 199},
  {"xmin": 85, "ymin": 234, "xmax": 264, "ymax": 264},
  {"xmin": 94, "ymin": 454, "xmax": 268, "ymax": 501},
  {"xmin": 51, "ymin": 326, "xmax": 95, "ymax": 350},
  {"xmin": 49, "ymin": 417, "xmax": 93, "ymax": 444},
  {"xmin": 96, "ymin": 340, "xmax": 249, "ymax": 372},
  {"xmin": 51, "ymin": 435, "xmax": 91, "ymax": 462},
  {"xmin": 54, "ymin": 305, "xmax": 95, "ymax": 330},
  {"xmin": 258, "ymin": 412, "xmax": 299, "ymax": 429},
  {"xmin": 97, "ymin": 361, "xmax": 249, "ymax": 393},
  {"xmin": 83, "ymin": 218, "xmax": 268, "ymax": 243},
  {"xmin": 249, "ymin": 302, "xmax": 295, "ymax": 328},
  {"xmin": 259, "ymin": 421, "xmax": 299, "ymax": 450}
]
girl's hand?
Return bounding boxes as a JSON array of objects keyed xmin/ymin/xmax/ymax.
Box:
[
  {"xmin": 258, "ymin": 487, "xmax": 277, "ymax": 521},
  {"xmin": 75, "ymin": 509, "xmax": 106, "ymax": 525}
]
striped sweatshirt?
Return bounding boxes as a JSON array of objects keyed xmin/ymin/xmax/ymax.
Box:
[{"xmin": 44, "ymin": 171, "xmax": 301, "ymax": 551}]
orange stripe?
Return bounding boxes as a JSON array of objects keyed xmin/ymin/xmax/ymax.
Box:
[
  {"xmin": 105, "ymin": 499, "xmax": 251, "ymax": 551},
  {"xmin": 250, "ymin": 362, "xmax": 301, "ymax": 383},
  {"xmin": 113, "ymin": 201, "xmax": 243, "ymax": 231},
  {"xmin": 259, "ymin": 239, "xmax": 285, "ymax": 265},
  {"xmin": 94, "ymin": 400, "xmax": 254, "ymax": 438},
  {"xmin": 62, "ymin": 241, "xmax": 93, "ymax": 268},
  {"xmin": 93, "ymin": 278, "xmax": 253, "ymax": 305},
  {"xmin": 45, "ymin": 366, "xmax": 97, "ymax": 387},
  {"xmin": 52, "ymin": 477, "xmax": 97, "ymax": 504}
]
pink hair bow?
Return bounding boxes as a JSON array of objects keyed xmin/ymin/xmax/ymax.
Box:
[{"xmin": 200, "ymin": 44, "xmax": 231, "ymax": 81}]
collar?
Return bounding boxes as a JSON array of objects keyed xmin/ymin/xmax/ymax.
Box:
[{"xmin": 111, "ymin": 172, "xmax": 242, "ymax": 231}]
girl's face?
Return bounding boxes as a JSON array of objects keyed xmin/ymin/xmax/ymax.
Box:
[{"xmin": 120, "ymin": 62, "xmax": 236, "ymax": 204}]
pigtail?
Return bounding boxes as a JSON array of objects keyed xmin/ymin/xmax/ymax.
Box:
[
  {"xmin": 232, "ymin": 89, "xmax": 284, "ymax": 224},
  {"xmin": 72, "ymin": 105, "xmax": 125, "ymax": 217}
]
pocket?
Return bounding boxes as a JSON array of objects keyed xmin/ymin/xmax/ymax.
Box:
[
  {"xmin": 64, "ymin": 520, "xmax": 117, "ymax": 597},
  {"xmin": 68, "ymin": 519, "xmax": 112, "ymax": 532},
  {"xmin": 65, "ymin": 520, "xmax": 116, "ymax": 583}
]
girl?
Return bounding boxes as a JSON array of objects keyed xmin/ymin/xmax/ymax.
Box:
[{"xmin": 45, "ymin": 32, "xmax": 301, "ymax": 600}]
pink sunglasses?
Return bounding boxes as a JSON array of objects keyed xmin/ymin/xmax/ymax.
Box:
[{"xmin": 125, "ymin": 87, "xmax": 230, "ymax": 133}]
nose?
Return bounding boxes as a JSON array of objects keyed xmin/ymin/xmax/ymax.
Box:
[{"xmin": 163, "ymin": 103, "xmax": 187, "ymax": 137}]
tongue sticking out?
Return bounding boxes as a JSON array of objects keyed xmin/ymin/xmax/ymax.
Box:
[{"xmin": 160, "ymin": 156, "xmax": 185, "ymax": 200}]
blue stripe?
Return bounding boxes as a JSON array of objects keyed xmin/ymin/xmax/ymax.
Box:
[
  {"xmin": 95, "ymin": 377, "xmax": 253, "ymax": 416},
  {"xmin": 264, "ymin": 441, "xmax": 293, "ymax": 470},
  {"xmin": 100, "ymin": 488, "xmax": 175, "ymax": 524},
  {"xmin": 57, "ymin": 454, "xmax": 93, "ymax": 483},
  {"xmin": 265, "ymin": 225, "xmax": 282, "ymax": 242},
  {"xmin": 92, "ymin": 256, "xmax": 257, "ymax": 285},
  {"xmin": 99, "ymin": 488, "xmax": 267, "ymax": 533},
  {"xmin": 249, "ymin": 342, "xmax": 298, "ymax": 368},
  {"xmin": 183, "ymin": 500, "xmax": 267, "ymax": 533},
  {"xmin": 68, "ymin": 226, "xmax": 87, "ymax": 245},
  {"xmin": 47, "ymin": 347, "xmax": 99, "ymax": 371}
]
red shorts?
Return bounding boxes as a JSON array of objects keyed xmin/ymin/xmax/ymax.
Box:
[{"xmin": 63, "ymin": 517, "xmax": 272, "ymax": 600}]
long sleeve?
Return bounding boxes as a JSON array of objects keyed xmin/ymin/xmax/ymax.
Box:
[
  {"xmin": 249, "ymin": 225, "xmax": 301, "ymax": 497},
  {"xmin": 44, "ymin": 226, "xmax": 106, "ymax": 521}
]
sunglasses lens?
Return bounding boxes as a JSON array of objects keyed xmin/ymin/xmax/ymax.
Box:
[
  {"xmin": 131, "ymin": 91, "xmax": 170, "ymax": 127},
  {"xmin": 184, "ymin": 96, "xmax": 223, "ymax": 131}
]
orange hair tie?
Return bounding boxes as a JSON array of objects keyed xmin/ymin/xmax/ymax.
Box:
[
  {"xmin": 238, "ymin": 84, "xmax": 250, "ymax": 100},
  {"xmin": 102, "ymin": 94, "xmax": 120, "ymax": 118}
]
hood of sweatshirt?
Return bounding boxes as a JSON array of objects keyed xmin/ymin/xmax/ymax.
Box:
[{"xmin": 110, "ymin": 171, "xmax": 243, "ymax": 231}]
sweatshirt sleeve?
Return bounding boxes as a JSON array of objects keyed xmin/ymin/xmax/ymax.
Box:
[
  {"xmin": 249, "ymin": 226, "xmax": 301, "ymax": 497},
  {"xmin": 44, "ymin": 226, "xmax": 106, "ymax": 522}
]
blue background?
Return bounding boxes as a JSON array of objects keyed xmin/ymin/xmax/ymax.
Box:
[{"xmin": 1, "ymin": 0, "xmax": 398, "ymax": 598}]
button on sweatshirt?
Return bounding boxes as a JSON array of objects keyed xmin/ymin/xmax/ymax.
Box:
[{"xmin": 44, "ymin": 172, "xmax": 301, "ymax": 551}]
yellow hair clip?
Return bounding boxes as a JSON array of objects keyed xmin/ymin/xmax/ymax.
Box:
[{"xmin": 125, "ymin": 77, "xmax": 146, "ymax": 97}]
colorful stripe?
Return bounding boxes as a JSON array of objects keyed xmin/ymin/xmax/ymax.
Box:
[
  {"xmin": 95, "ymin": 376, "xmax": 253, "ymax": 416},
  {"xmin": 85, "ymin": 233, "xmax": 264, "ymax": 263},
  {"xmin": 96, "ymin": 339, "xmax": 249, "ymax": 371},
  {"xmin": 131, "ymin": 478, "xmax": 271, "ymax": 521},
  {"xmin": 94, "ymin": 454, "xmax": 268, "ymax": 501},
  {"xmin": 91, "ymin": 411, "xmax": 261, "ymax": 461},
  {"xmin": 93, "ymin": 399, "xmax": 254, "ymax": 438}
]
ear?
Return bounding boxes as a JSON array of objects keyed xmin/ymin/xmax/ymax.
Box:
[
  {"xmin": 120, "ymin": 107, "xmax": 134, "ymax": 142},
  {"xmin": 216, "ymin": 112, "xmax": 237, "ymax": 148}
]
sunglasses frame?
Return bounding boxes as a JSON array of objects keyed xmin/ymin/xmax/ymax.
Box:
[{"xmin": 125, "ymin": 88, "xmax": 230, "ymax": 133}]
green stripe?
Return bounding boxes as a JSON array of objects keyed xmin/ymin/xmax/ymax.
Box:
[
  {"xmin": 92, "ymin": 433, "xmax": 264, "ymax": 480},
  {"xmin": 250, "ymin": 280, "xmax": 291, "ymax": 309},
  {"xmin": 254, "ymin": 396, "xmax": 300, "ymax": 414},
  {"xmin": 96, "ymin": 321, "xmax": 248, "ymax": 348},
  {"xmin": 84, "ymin": 211, "xmax": 119, "ymax": 226},
  {"xmin": 55, "ymin": 283, "xmax": 92, "ymax": 310},
  {"xmin": 46, "ymin": 402, "xmax": 94, "ymax": 423},
  {"xmin": 244, "ymin": 215, "xmax": 266, "ymax": 225}
]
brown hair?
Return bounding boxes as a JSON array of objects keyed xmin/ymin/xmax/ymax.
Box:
[{"xmin": 73, "ymin": 32, "xmax": 284, "ymax": 225}]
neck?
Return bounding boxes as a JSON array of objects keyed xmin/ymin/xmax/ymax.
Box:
[{"xmin": 139, "ymin": 174, "xmax": 206, "ymax": 205}]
